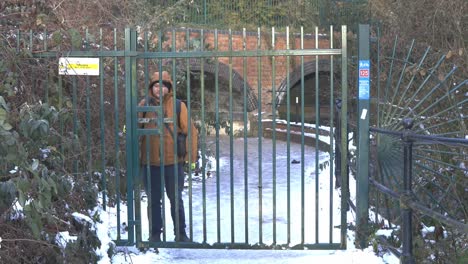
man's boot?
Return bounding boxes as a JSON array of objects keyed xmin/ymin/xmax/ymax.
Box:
[
  {"xmin": 149, "ymin": 233, "xmax": 161, "ymax": 243},
  {"xmin": 175, "ymin": 231, "xmax": 190, "ymax": 242}
]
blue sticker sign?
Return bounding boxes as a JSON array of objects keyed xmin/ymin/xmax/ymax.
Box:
[{"xmin": 358, "ymin": 60, "xmax": 370, "ymax": 99}]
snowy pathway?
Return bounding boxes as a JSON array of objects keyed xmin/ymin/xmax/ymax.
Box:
[{"xmin": 96, "ymin": 136, "xmax": 398, "ymax": 263}]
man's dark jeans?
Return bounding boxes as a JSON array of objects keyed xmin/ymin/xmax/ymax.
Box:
[{"xmin": 142, "ymin": 164, "xmax": 186, "ymax": 238}]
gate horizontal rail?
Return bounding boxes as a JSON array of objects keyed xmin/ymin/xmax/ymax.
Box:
[{"xmin": 34, "ymin": 49, "xmax": 343, "ymax": 58}]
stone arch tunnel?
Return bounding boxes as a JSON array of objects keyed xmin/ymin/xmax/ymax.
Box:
[
  {"xmin": 275, "ymin": 60, "xmax": 341, "ymax": 124},
  {"xmin": 157, "ymin": 28, "xmax": 336, "ymax": 122}
]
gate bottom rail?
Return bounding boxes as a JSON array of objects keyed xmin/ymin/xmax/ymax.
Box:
[{"xmin": 115, "ymin": 240, "xmax": 342, "ymax": 250}]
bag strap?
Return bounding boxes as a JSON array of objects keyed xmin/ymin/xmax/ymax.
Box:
[{"xmin": 164, "ymin": 99, "xmax": 182, "ymax": 139}]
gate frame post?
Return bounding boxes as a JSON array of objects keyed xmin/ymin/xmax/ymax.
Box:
[
  {"xmin": 125, "ymin": 27, "xmax": 138, "ymax": 245},
  {"xmin": 340, "ymin": 25, "xmax": 349, "ymax": 250},
  {"xmin": 356, "ymin": 24, "xmax": 370, "ymax": 249}
]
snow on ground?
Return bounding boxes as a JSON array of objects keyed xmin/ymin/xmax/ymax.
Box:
[
  {"xmin": 92, "ymin": 170, "xmax": 399, "ymax": 263},
  {"xmin": 89, "ymin": 135, "xmax": 399, "ymax": 264}
]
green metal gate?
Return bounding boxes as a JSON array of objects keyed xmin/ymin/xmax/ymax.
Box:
[
  {"xmin": 23, "ymin": 25, "xmax": 350, "ymax": 250},
  {"xmin": 122, "ymin": 26, "xmax": 349, "ymax": 250}
]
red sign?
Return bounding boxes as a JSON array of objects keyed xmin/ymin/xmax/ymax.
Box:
[{"xmin": 359, "ymin": 69, "xmax": 369, "ymax": 77}]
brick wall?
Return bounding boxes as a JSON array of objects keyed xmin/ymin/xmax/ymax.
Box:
[{"xmin": 151, "ymin": 28, "xmax": 332, "ymax": 113}]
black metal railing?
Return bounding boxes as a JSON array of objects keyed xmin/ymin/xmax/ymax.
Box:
[{"xmin": 369, "ymin": 118, "xmax": 468, "ymax": 264}]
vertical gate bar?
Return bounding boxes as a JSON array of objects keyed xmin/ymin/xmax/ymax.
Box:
[
  {"xmin": 68, "ymin": 29, "xmax": 75, "ymax": 173},
  {"xmin": 356, "ymin": 24, "xmax": 370, "ymax": 249},
  {"xmin": 257, "ymin": 27, "xmax": 263, "ymax": 245},
  {"xmin": 214, "ymin": 28, "xmax": 221, "ymax": 243},
  {"xmin": 58, "ymin": 74, "xmax": 64, "ymax": 167},
  {"xmin": 376, "ymin": 24, "xmax": 381, "ymax": 131},
  {"xmin": 171, "ymin": 28, "xmax": 181, "ymax": 242},
  {"xmin": 144, "ymin": 35, "xmax": 152, "ymax": 242},
  {"xmin": 242, "ymin": 28, "xmax": 249, "ymax": 244},
  {"xmin": 315, "ymin": 26, "xmax": 320, "ymax": 244},
  {"xmin": 30, "ymin": 30, "xmax": 35, "ymax": 107},
  {"xmin": 176, "ymin": 29, "xmax": 183, "ymax": 239},
  {"xmin": 144, "ymin": 31, "xmax": 149, "ymax": 97},
  {"xmin": 44, "ymin": 29, "xmax": 49, "ymax": 104},
  {"xmin": 271, "ymin": 27, "xmax": 277, "ymax": 245},
  {"xmin": 143, "ymin": 35, "xmax": 152, "ymax": 243},
  {"xmin": 286, "ymin": 26, "xmax": 291, "ymax": 245},
  {"xmin": 143, "ymin": 32, "xmax": 150, "ymax": 240},
  {"xmin": 45, "ymin": 63, "xmax": 49, "ymax": 104},
  {"xmin": 375, "ymin": 23, "xmax": 382, "ymax": 226},
  {"xmin": 85, "ymin": 29, "xmax": 92, "ymax": 180},
  {"xmin": 132, "ymin": 29, "xmax": 141, "ymax": 244},
  {"xmin": 114, "ymin": 28, "xmax": 121, "ymax": 241},
  {"xmin": 300, "ymin": 26, "xmax": 305, "ymax": 245},
  {"xmin": 193, "ymin": 1, "xmax": 198, "ymax": 24},
  {"xmin": 228, "ymin": 28, "xmax": 234, "ymax": 244},
  {"xmin": 14, "ymin": 30, "xmax": 20, "ymax": 172},
  {"xmin": 329, "ymin": 25, "xmax": 335, "ymax": 244},
  {"xmin": 203, "ymin": 0, "xmax": 207, "ymax": 24},
  {"xmin": 99, "ymin": 28, "xmax": 107, "ymax": 210},
  {"xmin": 340, "ymin": 25, "xmax": 348, "ymax": 249},
  {"xmin": 143, "ymin": 30, "xmax": 150, "ymax": 242},
  {"xmin": 186, "ymin": 28, "xmax": 194, "ymax": 241},
  {"xmin": 72, "ymin": 76, "xmax": 78, "ymax": 174},
  {"xmin": 200, "ymin": 29, "xmax": 207, "ymax": 243},
  {"xmin": 32, "ymin": 44, "xmax": 37, "ymax": 101},
  {"xmin": 86, "ymin": 76, "xmax": 93, "ymax": 177},
  {"xmin": 334, "ymin": 99, "xmax": 342, "ymax": 229},
  {"xmin": 156, "ymin": 32, "xmax": 167, "ymax": 242},
  {"xmin": 401, "ymin": 119, "xmax": 415, "ymax": 264},
  {"xmin": 125, "ymin": 28, "xmax": 135, "ymax": 245}
]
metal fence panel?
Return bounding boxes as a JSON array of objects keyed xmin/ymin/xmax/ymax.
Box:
[{"xmin": 19, "ymin": 25, "xmax": 350, "ymax": 250}]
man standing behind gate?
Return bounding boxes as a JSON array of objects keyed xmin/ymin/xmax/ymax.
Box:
[{"xmin": 138, "ymin": 70, "xmax": 198, "ymax": 243}]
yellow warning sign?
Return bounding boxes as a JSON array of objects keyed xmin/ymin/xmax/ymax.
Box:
[{"xmin": 59, "ymin": 57, "xmax": 100, "ymax": 76}]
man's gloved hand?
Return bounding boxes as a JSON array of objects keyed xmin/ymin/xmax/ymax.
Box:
[
  {"xmin": 119, "ymin": 125, "xmax": 126, "ymax": 137},
  {"xmin": 191, "ymin": 162, "xmax": 196, "ymax": 170}
]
